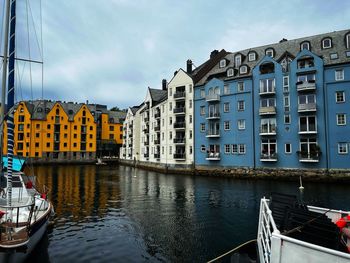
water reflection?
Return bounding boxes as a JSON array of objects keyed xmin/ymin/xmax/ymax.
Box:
[{"xmin": 26, "ymin": 165, "xmax": 350, "ymax": 263}]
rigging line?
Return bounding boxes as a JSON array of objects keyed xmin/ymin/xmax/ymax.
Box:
[
  {"xmin": 39, "ymin": 0, "xmax": 43, "ymax": 99},
  {"xmin": 0, "ymin": 55, "xmax": 43, "ymax": 64},
  {"xmin": 27, "ymin": 0, "xmax": 42, "ymax": 60},
  {"xmin": 1, "ymin": 0, "xmax": 5, "ymax": 55},
  {"xmin": 26, "ymin": 0, "xmax": 33, "ymax": 101}
]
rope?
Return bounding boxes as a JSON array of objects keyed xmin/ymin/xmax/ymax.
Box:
[{"xmin": 207, "ymin": 239, "xmax": 257, "ymax": 263}]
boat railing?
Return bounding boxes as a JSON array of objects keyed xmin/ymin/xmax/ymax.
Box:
[
  {"xmin": 257, "ymin": 198, "xmax": 350, "ymax": 263},
  {"xmin": 0, "ymin": 202, "xmax": 35, "ymax": 248}
]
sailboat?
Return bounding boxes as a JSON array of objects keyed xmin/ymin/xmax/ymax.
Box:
[{"xmin": 0, "ymin": 0, "xmax": 53, "ymax": 261}]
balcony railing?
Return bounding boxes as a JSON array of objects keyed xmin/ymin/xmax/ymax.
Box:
[
  {"xmin": 206, "ymin": 112, "xmax": 220, "ymax": 119},
  {"xmin": 174, "ymin": 122, "xmax": 186, "ymax": 129},
  {"xmin": 298, "ymin": 128, "xmax": 317, "ymax": 134},
  {"xmin": 260, "ymin": 153, "xmax": 277, "ymax": 161},
  {"xmin": 298, "ymin": 103, "xmax": 316, "ymax": 112},
  {"xmin": 259, "ymin": 127, "xmax": 277, "ymax": 135},
  {"xmin": 144, "ymin": 141, "xmax": 149, "ymax": 146},
  {"xmin": 173, "ymin": 153, "xmax": 186, "ymax": 160},
  {"xmin": 206, "ymin": 152, "xmax": 220, "ymax": 161},
  {"xmin": 173, "ymin": 107, "xmax": 186, "ymax": 114},
  {"xmin": 154, "ymin": 126, "xmax": 160, "ymax": 131},
  {"xmin": 174, "ymin": 92, "xmax": 186, "ymax": 100},
  {"xmin": 143, "ymin": 127, "xmax": 149, "ymax": 133},
  {"xmin": 296, "ymin": 80, "xmax": 316, "ymax": 91},
  {"xmin": 154, "ymin": 153, "xmax": 160, "ymax": 159},
  {"xmin": 206, "ymin": 94, "xmax": 220, "ymax": 102},
  {"xmin": 154, "ymin": 112, "xmax": 161, "ymax": 119},
  {"xmin": 154, "ymin": 139, "xmax": 160, "ymax": 145},
  {"xmin": 206, "ymin": 131, "xmax": 220, "ymax": 138},
  {"xmin": 298, "ymin": 152, "xmax": 320, "ymax": 162},
  {"xmin": 144, "ymin": 117, "xmax": 149, "ymax": 123},
  {"xmin": 173, "ymin": 138, "xmax": 185, "ymax": 144},
  {"xmin": 259, "ymin": 88, "xmax": 275, "ymax": 96},
  {"xmin": 144, "ymin": 153, "xmax": 149, "ymax": 158},
  {"xmin": 259, "ymin": 106, "xmax": 276, "ymax": 115}
]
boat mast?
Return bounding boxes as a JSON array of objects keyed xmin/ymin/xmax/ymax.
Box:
[
  {"xmin": 6, "ymin": 0, "xmax": 17, "ymax": 207},
  {"xmin": 0, "ymin": 0, "xmax": 10, "ymax": 170}
]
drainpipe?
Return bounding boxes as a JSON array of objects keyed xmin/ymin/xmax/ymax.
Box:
[
  {"xmin": 252, "ymin": 77, "xmax": 256, "ymax": 170},
  {"xmin": 323, "ymin": 69, "xmax": 329, "ymax": 172}
]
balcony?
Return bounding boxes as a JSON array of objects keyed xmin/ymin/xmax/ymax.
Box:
[
  {"xmin": 155, "ymin": 112, "xmax": 161, "ymax": 119},
  {"xmin": 154, "ymin": 153, "xmax": 160, "ymax": 159},
  {"xmin": 259, "ymin": 127, "xmax": 276, "ymax": 135},
  {"xmin": 143, "ymin": 127, "xmax": 149, "ymax": 133},
  {"xmin": 173, "ymin": 153, "xmax": 186, "ymax": 160},
  {"xmin": 206, "ymin": 94, "xmax": 220, "ymax": 102},
  {"xmin": 173, "ymin": 107, "xmax": 186, "ymax": 115},
  {"xmin": 154, "ymin": 139, "xmax": 160, "ymax": 145},
  {"xmin": 259, "ymin": 106, "xmax": 276, "ymax": 115},
  {"xmin": 144, "ymin": 153, "xmax": 149, "ymax": 158},
  {"xmin": 174, "ymin": 92, "xmax": 186, "ymax": 100},
  {"xmin": 298, "ymin": 103, "xmax": 316, "ymax": 112},
  {"xmin": 206, "ymin": 152, "xmax": 220, "ymax": 161},
  {"xmin": 154, "ymin": 126, "xmax": 161, "ymax": 132},
  {"xmin": 144, "ymin": 117, "xmax": 149, "ymax": 123},
  {"xmin": 260, "ymin": 153, "xmax": 277, "ymax": 162},
  {"xmin": 296, "ymin": 80, "xmax": 316, "ymax": 92},
  {"xmin": 174, "ymin": 122, "xmax": 186, "ymax": 129},
  {"xmin": 206, "ymin": 131, "xmax": 220, "ymax": 138},
  {"xmin": 298, "ymin": 128, "xmax": 317, "ymax": 135},
  {"xmin": 298, "ymin": 152, "xmax": 320, "ymax": 163},
  {"xmin": 206, "ymin": 112, "xmax": 220, "ymax": 120},
  {"xmin": 144, "ymin": 141, "xmax": 149, "ymax": 146},
  {"xmin": 259, "ymin": 88, "xmax": 275, "ymax": 96},
  {"xmin": 173, "ymin": 138, "xmax": 185, "ymax": 144}
]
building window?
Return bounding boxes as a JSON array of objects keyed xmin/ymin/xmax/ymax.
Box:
[
  {"xmin": 169, "ymin": 102, "xmax": 172, "ymax": 111},
  {"xmin": 189, "ymin": 84, "xmax": 192, "ymax": 93},
  {"xmin": 190, "ymin": 130, "xmax": 192, "ymax": 139},
  {"xmin": 265, "ymin": 48, "xmax": 274, "ymax": 57},
  {"xmin": 231, "ymin": 144, "xmax": 238, "ymax": 154},
  {"xmin": 248, "ymin": 52, "xmax": 256, "ymax": 61},
  {"xmin": 35, "ymin": 142, "xmax": 39, "ymax": 148},
  {"xmin": 297, "ymin": 73, "xmax": 315, "ymax": 83},
  {"xmin": 109, "ymin": 126, "xmax": 114, "ymax": 131},
  {"xmin": 284, "ymin": 96, "xmax": 290, "ymax": 112},
  {"xmin": 224, "ymin": 84, "xmax": 230, "ymax": 94},
  {"xmin": 47, "ymin": 133, "xmax": 51, "ymax": 138},
  {"xmin": 337, "ymin": 114, "xmax": 346, "ymax": 125},
  {"xmin": 235, "ymin": 54, "xmax": 241, "ymax": 67},
  {"xmin": 330, "ymin": 53, "xmax": 338, "ymax": 60},
  {"xmin": 200, "ymin": 106, "xmax": 205, "ymax": 116},
  {"xmin": 74, "ymin": 125, "xmax": 77, "ymax": 130},
  {"xmin": 283, "ymin": 76, "xmax": 289, "ymax": 92},
  {"xmin": 36, "ymin": 133, "xmax": 40, "ymax": 138},
  {"xmin": 169, "ymin": 88, "xmax": 172, "ymax": 96},
  {"xmin": 200, "ymin": 89, "xmax": 205, "ymax": 98},
  {"xmin": 239, "ymin": 65, "xmax": 248, "ymax": 74},
  {"xmin": 284, "ymin": 114, "xmax": 291, "ymax": 124},
  {"xmin": 285, "ymin": 143, "xmax": 292, "ymax": 154},
  {"xmin": 261, "ymin": 139, "xmax": 276, "ymax": 158},
  {"xmin": 336, "ymin": 91, "xmax": 345, "ymax": 103},
  {"xmin": 237, "ymin": 82, "xmax": 244, "ymax": 92},
  {"xmin": 74, "ymin": 134, "xmax": 77, "ymax": 138},
  {"xmin": 189, "ymin": 115, "xmax": 192, "ymax": 123},
  {"xmin": 223, "ymin": 103, "xmax": 230, "ymax": 112},
  {"xmin": 238, "ymin": 119, "xmax": 245, "ymax": 130},
  {"xmin": 260, "ymin": 78, "xmax": 275, "ymax": 94},
  {"xmin": 219, "ymin": 59, "xmax": 226, "ymax": 68},
  {"xmin": 189, "ymin": 100, "xmax": 192, "ymax": 108},
  {"xmin": 299, "ymin": 116, "xmax": 317, "ymax": 132},
  {"xmin": 238, "ymin": 100, "xmax": 245, "ymax": 111},
  {"xmin": 346, "ymin": 33, "xmax": 350, "ymax": 49},
  {"xmin": 238, "ymin": 144, "xmax": 246, "ymax": 154},
  {"xmin": 200, "ymin": 123, "xmax": 205, "ymax": 132},
  {"xmin": 227, "ymin": 68, "xmax": 234, "ymax": 77},
  {"xmin": 224, "ymin": 121, "xmax": 230, "ymax": 130},
  {"xmin": 300, "ymin": 41, "xmax": 310, "ymax": 51},
  {"xmin": 18, "ymin": 115, "xmax": 24, "ymax": 122},
  {"xmin": 335, "ymin": 69, "xmax": 344, "ymax": 81},
  {"xmin": 261, "ymin": 118, "xmax": 276, "ymax": 134},
  {"xmin": 260, "ymin": 98, "xmax": 275, "ymax": 109},
  {"xmin": 322, "ymin": 37, "xmax": 332, "ymax": 49},
  {"xmin": 201, "ymin": 145, "xmax": 206, "ymax": 152},
  {"xmin": 46, "ymin": 142, "xmax": 50, "ymax": 147},
  {"xmin": 36, "ymin": 124, "xmax": 40, "ymax": 129},
  {"xmin": 338, "ymin": 143, "xmax": 348, "ymax": 154},
  {"xmin": 224, "ymin": 144, "xmax": 230, "ymax": 154}
]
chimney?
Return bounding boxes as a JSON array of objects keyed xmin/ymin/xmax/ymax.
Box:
[
  {"xmin": 279, "ymin": 38, "xmax": 288, "ymax": 43},
  {"xmin": 86, "ymin": 100, "xmax": 89, "ymax": 105},
  {"xmin": 210, "ymin": 50, "xmax": 219, "ymax": 58},
  {"xmin": 162, "ymin": 79, "xmax": 167, "ymax": 90},
  {"xmin": 186, "ymin": 59, "xmax": 192, "ymax": 74},
  {"xmin": 174, "ymin": 70, "xmax": 178, "ymax": 76}
]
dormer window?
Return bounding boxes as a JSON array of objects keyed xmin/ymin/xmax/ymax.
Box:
[
  {"xmin": 322, "ymin": 37, "xmax": 332, "ymax": 49},
  {"xmin": 235, "ymin": 54, "xmax": 242, "ymax": 67},
  {"xmin": 37, "ymin": 107, "xmax": 42, "ymax": 112},
  {"xmin": 345, "ymin": 33, "xmax": 350, "ymax": 49},
  {"xmin": 219, "ymin": 59, "xmax": 226, "ymax": 68},
  {"xmin": 300, "ymin": 41, "xmax": 310, "ymax": 51},
  {"xmin": 260, "ymin": 62, "xmax": 275, "ymax": 74},
  {"xmin": 227, "ymin": 68, "xmax": 234, "ymax": 77},
  {"xmin": 239, "ymin": 65, "xmax": 248, "ymax": 74},
  {"xmin": 265, "ymin": 48, "xmax": 274, "ymax": 58},
  {"xmin": 248, "ymin": 52, "xmax": 256, "ymax": 62}
]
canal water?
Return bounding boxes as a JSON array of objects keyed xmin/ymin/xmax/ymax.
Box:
[{"xmin": 26, "ymin": 165, "xmax": 350, "ymax": 262}]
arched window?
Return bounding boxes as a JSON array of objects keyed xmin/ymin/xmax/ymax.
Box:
[
  {"xmin": 55, "ymin": 108, "xmax": 59, "ymax": 115},
  {"xmin": 248, "ymin": 51, "xmax": 257, "ymax": 62},
  {"xmin": 208, "ymin": 87, "xmax": 214, "ymax": 95},
  {"xmin": 240, "ymin": 65, "xmax": 248, "ymax": 74},
  {"xmin": 227, "ymin": 68, "xmax": 234, "ymax": 77},
  {"xmin": 346, "ymin": 32, "xmax": 350, "ymax": 49},
  {"xmin": 300, "ymin": 41, "xmax": 310, "ymax": 51},
  {"xmin": 214, "ymin": 86, "xmax": 220, "ymax": 95},
  {"xmin": 235, "ymin": 54, "xmax": 242, "ymax": 67},
  {"xmin": 322, "ymin": 37, "xmax": 332, "ymax": 49},
  {"xmin": 265, "ymin": 48, "xmax": 274, "ymax": 58},
  {"xmin": 260, "ymin": 62, "xmax": 275, "ymax": 74},
  {"xmin": 219, "ymin": 59, "xmax": 226, "ymax": 68},
  {"xmin": 37, "ymin": 107, "xmax": 42, "ymax": 113}
]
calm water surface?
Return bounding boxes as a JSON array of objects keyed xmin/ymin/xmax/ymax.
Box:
[{"xmin": 26, "ymin": 165, "xmax": 350, "ymax": 262}]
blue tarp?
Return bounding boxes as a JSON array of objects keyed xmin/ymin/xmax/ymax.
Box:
[{"xmin": 2, "ymin": 156, "xmax": 26, "ymax": 172}]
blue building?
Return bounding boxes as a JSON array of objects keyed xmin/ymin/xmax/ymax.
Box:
[{"xmin": 194, "ymin": 29, "xmax": 350, "ymax": 171}]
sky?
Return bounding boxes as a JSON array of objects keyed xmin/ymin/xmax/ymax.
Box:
[{"xmin": 1, "ymin": 0, "xmax": 350, "ymax": 109}]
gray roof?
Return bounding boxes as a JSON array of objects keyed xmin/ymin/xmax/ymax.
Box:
[
  {"xmin": 107, "ymin": 110, "xmax": 126, "ymax": 124},
  {"xmin": 196, "ymin": 29, "xmax": 350, "ymax": 85},
  {"xmin": 130, "ymin": 106, "xmax": 140, "ymax": 115},
  {"xmin": 149, "ymin": 88, "xmax": 167, "ymax": 106}
]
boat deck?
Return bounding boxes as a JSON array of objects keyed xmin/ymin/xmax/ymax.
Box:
[{"xmin": 0, "ymin": 228, "xmax": 28, "ymax": 247}]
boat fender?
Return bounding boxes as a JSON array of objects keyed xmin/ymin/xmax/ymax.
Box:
[
  {"xmin": 26, "ymin": 180, "xmax": 33, "ymax": 189},
  {"xmin": 336, "ymin": 215, "xmax": 350, "ymax": 253},
  {"xmin": 336, "ymin": 215, "xmax": 350, "ymax": 229},
  {"xmin": 0, "ymin": 210, "xmax": 6, "ymax": 219}
]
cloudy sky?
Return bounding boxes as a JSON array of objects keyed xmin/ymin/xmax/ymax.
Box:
[{"xmin": 1, "ymin": 0, "xmax": 350, "ymax": 109}]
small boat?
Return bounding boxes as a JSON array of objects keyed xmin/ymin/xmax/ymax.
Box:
[
  {"xmin": 96, "ymin": 158, "xmax": 107, "ymax": 165},
  {"xmin": 0, "ymin": 0, "xmax": 53, "ymax": 261},
  {"xmin": 208, "ymin": 192, "xmax": 350, "ymax": 263}
]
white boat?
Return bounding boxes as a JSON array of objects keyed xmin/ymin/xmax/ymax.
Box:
[
  {"xmin": 0, "ymin": 0, "xmax": 53, "ymax": 261},
  {"xmin": 208, "ymin": 193, "xmax": 350, "ymax": 263},
  {"xmin": 96, "ymin": 158, "xmax": 106, "ymax": 165}
]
